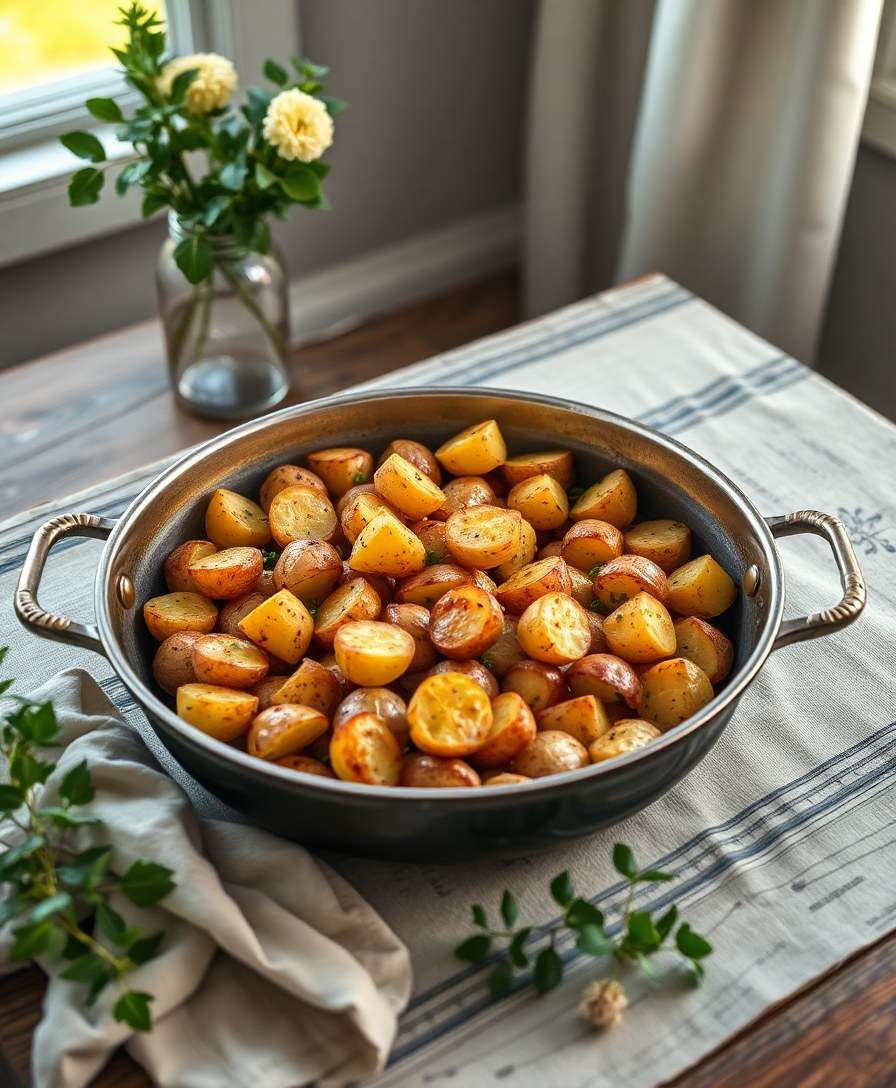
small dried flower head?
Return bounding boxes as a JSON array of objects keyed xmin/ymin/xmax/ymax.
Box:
[
  {"xmin": 159, "ymin": 53, "xmax": 237, "ymax": 114},
  {"xmin": 263, "ymin": 88, "xmax": 334, "ymax": 162},
  {"xmin": 578, "ymin": 978, "xmax": 628, "ymax": 1028}
]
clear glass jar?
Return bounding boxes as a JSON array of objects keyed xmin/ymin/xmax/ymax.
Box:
[{"xmin": 157, "ymin": 214, "xmax": 291, "ymax": 419}]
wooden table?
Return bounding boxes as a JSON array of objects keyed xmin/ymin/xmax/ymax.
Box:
[{"xmin": 1, "ymin": 272, "xmax": 894, "ymax": 1086}]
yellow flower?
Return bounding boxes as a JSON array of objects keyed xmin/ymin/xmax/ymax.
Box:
[
  {"xmin": 159, "ymin": 53, "xmax": 237, "ymax": 115},
  {"xmin": 263, "ymin": 88, "xmax": 334, "ymax": 163}
]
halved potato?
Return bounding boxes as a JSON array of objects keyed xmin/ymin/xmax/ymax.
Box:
[
  {"xmin": 164, "ymin": 540, "xmax": 217, "ymax": 593},
  {"xmin": 316, "ymin": 652, "xmax": 353, "ymax": 699},
  {"xmin": 567, "ymin": 566, "xmax": 595, "ymax": 607},
  {"xmin": 248, "ymin": 703, "xmax": 329, "ymax": 761},
  {"xmin": 483, "ymin": 772, "xmax": 532, "ymax": 786},
  {"xmin": 429, "ymin": 585, "xmax": 504, "ymax": 659},
  {"xmin": 538, "ymin": 540, "xmax": 564, "ymax": 559},
  {"xmin": 481, "ymin": 616, "xmax": 525, "ymax": 679},
  {"xmin": 567, "ymin": 653, "xmax": 641, "ymax": 707},
  {"xmin": 623, "ymin": 520, "xmax": 692, "ymax": 573},
  {"xmin": 349, "ymin": 510, "xmax": 427, "ymax": 578},
  {"xmin": 205, "ymin": 489, "xmax": 271, "ymax": 549},
  {"xmin": 495, "ymin": 556, "xmax": 573, "ymax": 615},
  {"xmin": 330, "ymin": 712, "xmax": 403, "ymax": 785},
  {"xmin": 585, "ymin": 610, "xmax": 609, "ymax": 654},
  {"xmin": 470, "ymin": 691, "xmax": 536, "ymax": 769},
  {"xmin": 435, "ymin": 419, "xmax": 507, "ymax": 475},
  {"xmin": 517, "ymin": 592, "xmax": 592, "ymax": 665},
  {"xmin": 395, "ymin": 563, "xmax": 473, "ymax": 608},
  {"xmin": 333, "ymin": 687, "xmax": 410, "ymax": 746},
  {"xmin": 588, "ymin": 719, "xmax": 661, "ymax": 762},
  {"xmin": 383, "ymin": 602, "xmax": 438, "ymax": 671},
  {"xmin": 501, "ymin": 659, "xmax": 568, "ymax": 711},
  {"xmin": 237, "ymin": 588, "xmax": 313, "ymax": 664},
  {"xmin": 273, "ymin": 539, "xmax": 343, "ymax": 604},
  {"xmin": 334, "ymin": 619, "xmax": 416, "ymax": 685},
  {"xmin": 270, "ymin": 657, "xmax": 343, "ymax": 715},
  {"xmin": 176, "ymin": 683, "xmax": 258, "ymax": 742},
  {"xmin": 408, "ymin": 518, "xmax": 450, "ymax": 564},
  {"xmin": 511, "ymin": 730, "xmax": 589, "ymax": 778},
  {"xmin": 377, "ymin": 438, "xmax": 442, "ymax": 484},
  {"xmin": 494, "ymin": 518, "xmax": 537, "ymax": 581},
  {"xmin": 502, "ymin": 450, "xmax": 575, "ymax": 490},
  {"xmin": 259, "ymin": 464, "xmax": 327, "ymax": 512},
  {"xmin": 667, "ymin": 555, "xmax": 737, "ymax": 618},
  {"xmin": 374, "ymin": 453, "xmax": 446, "ymax": 519},
  {"xmin": 507, "ymin": 474, "xmax": 569, "ymax": 531},
  {"xmin": 314, "ymin": 578, "xmax": 382, "ymax": 648},
  {"xmin": 276, "ymin": 755, "xmax": 336, "ymax": 778},
  {"xmin": 570, "ymin": 469, "xmax": 637, "ymax": 529},
  {"xmin": 445, "ymin": 505, "xmax": 522, "ymax": 569},
  {"xmin": 424, "ymin": 658, "xmax": 500, "ymax": 699},
  {"xmin": 674, "ymin": 616, "xmax": 734, "ymax": 684},
  {"xmin": 536, "ymin": 693, "xmax": 611, "ymax": 747},
  {"xmin": 152, "ymin": 631, "xmax": 201, "ymax": 694},
  {"xmin": 338, "ymin": 561, "xmax": 392, "ymax": 604},
  {"xmin": 408, "ymin": 672, "xmax": 493, "ymax": 757},
  {"xmin": 192, "ymin": 634, "xmax": 269, "ymax": 688},
  {"xmin": 638, "ymin": 657, "xmax": 714, "ymax": 729},
  {"xmin": 592, "ymin": 555, "xmax": 669, "ymax": 611},
  {"xmin": 306, "ymin": 447, "xmax": 374, "ymax": 499},
  {"xmin": 340, "ymin": 490, "xmax": 402, "ymax": 544},
  {"xmin": 144, "ymin": 591, "xmax": 218, "ymax": 641},
  {"xmin": 268, "ymin": 484, "xmax": 338, "ymax": 547},
  {"xmin": 251, "ymin": 675, "xmax": 291, "ymax": 713},
  {"xmin": 188, "ymin": 546, "xmax": 263, "ymax": 600},
  {"xmin": 400, "ymin": 753, "xmax": 481, "ymax": 788},
  {"xmin": 603, "ymin": 591, "xmax": 676, "ymax": 664},
  {"xmin": 432, "ymin": 476, "xmax": 498, "ymax": 520},
  {"xmin": 218, "ymin": 592, "xmax": 268, "ymax": 637},
  {"xmin": 336, "ymin": 481, "xmax": 376, "ymax": 516},
  {"xmin": 560, "ymin": 520, "xmax": 624, "ymax": 573}
]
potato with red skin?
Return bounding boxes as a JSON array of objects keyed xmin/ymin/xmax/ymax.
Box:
[
  {"xmin": 164, "ymin": 540, "xmax": 217, "ymax": 593},
  {"xmin": 408, "ymin": 672, "xmax": 493, "ymax": 757},
  {"xmin": 501, "ymin": 659, "xmax": 568, "ymax": 711},
  {"xmin": 592, "ymin": 555, "xmax": 670, "ymax": 611},
  {"xmin": 192, "ymin": 634, "xmax": 270, "ymax": 688},
  {"xmin": 429, "ymin": 585, "xmax": 504, "ymax": 660},
  {"xmin": 604, "ymin": 591, "xmax": 676, "ymax": 664},
  {"xmin": 502, "ymin": 450, "xmax": 575, "ymax": 490},
  {"xmin": 561, "ymin": 520, "xmax": 624, "ymax": 573},
  {"xmin": 638, "ymin": 657, "xmax": 714, "ymax": 729},
  {"xmin": 589, "ymin": 719, "xmax": 661, "ymax": 762},
  {"xmin": 511, "ymin": 730, "xmax": 589, "ymax": 778},
  {"xmin": 270, "ymin": 658, "xmax": 343, "ymax": 716},
  {"xmin": 144, "ymin": 592, "xmax": 218, "ymax": 641},
  {"xmin": 330, "ymin": 712, "xmax": 404, "ymax": 785},
  {"xmin": 259, "ymin": 465, "xmax": 327, "ymax": 512},
  {"xmin": 536, "ymin": 694, "xmax": 611, "ymax": 748},
  {"xmin": 334, "ymin": 619, "xmax": 416, "ymax": 686},
  {"xmin": 431, "ymin": 476, "xmax": 497, "ymax": 521},
  {"xmin": 482, "ymin": 616, "xmax": 525, "ymax": 679},
  {"xmin": 205, "ymin": 489, "xmax": 271, "ymax": 549},
  {"xmin": 674, "ymin": 616, "xmax": 734, "ymax": 684},
  {"xmin": 471, "ymin": 691, "xmax": 537, "ymax": 769},
  {"xmin": 273, "ymin": 540, "xmax": 343, "ymax": 603},
  {"xmin": 567, "ymin": 653, "xmax": 641, "ymax": 708},
  {"xmin": 152, "ymin": 631, "xmax": 201, "ymax": 694},
  {"xmin": 176, "ymin": 684, "xmax": 258, "ymax": 742},
  {"xmin": 667, "ymin": 555, "xmax": 737, "ymax": 618},
  {"xmin": 306, "ymin": 447, "xmax": 374, "ymax": 499},
  {"xmin": 314, "ymin": 578, "xmax": 382, "ymax": 648},
  {"xmin": 445, "ymin": 505, "xmax": 522, "ymax": 570},
  {"xmin": 383, "ymin": 602, "xmax": 438, "ymax": 671},
  {"xmin": 507, "ymin": 474, "xmax": 569, "ymax": 531},
  {"xmin": 424, "ymin": 659, "xmax": 500, "ymax": 699},
  {"xmin": 276, "ymin": 755, "xmax": 336, "ymax": 778},
  {"xmin": 333, "ymin": 688, "xmax": 410, "ymax": 746},
  {"xmin": 377, "ymin": 438, "xmax": 442, "ymax": 485},
  {"xmin": 584, "ymin": 610, "xmax": 609, "ymax": 654},
  {"xmin": 400, "ymin": 753, "xmax": 481, "ymax": 788},
  {"xmin": 188, "ymin": 546, "xmax": 263, "ymax": 599},
  {"xmin": 408, "ymin": 518, "xmax": 450, "ymax": 564},
  {"xmin": 495, "ymin": 556, "xmax": 573, "ymax": 615},
  {"xmin": 623, "ymin": 520, "xmax": 691, "ymax": 573},
  {"xmin": 516, "ymin": 592, "xmax": 592, "ymax": 665},
  {"xmin": 248, "ymin": 703, "xmax": 329, "ymax": 761},
  {"xmin": 570, "ymin": 469, "xmax": 637, "ymax": 529}
]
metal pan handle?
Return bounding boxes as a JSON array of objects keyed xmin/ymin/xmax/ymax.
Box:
[
  {"xmin": 14, "ymin": 513, "xmax": 115, "ymax": 656},
  {"xmin": 766, "ymin": 510, "xmax": 866, "ymax": 650}
]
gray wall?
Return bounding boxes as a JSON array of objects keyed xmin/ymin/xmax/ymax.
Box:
[{"xmin": 0, "ymin": 0, "xmax": 535, "ymax": 367}]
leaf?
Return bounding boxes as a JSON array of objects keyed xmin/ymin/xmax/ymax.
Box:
[
  {"xmin": 0, "ymin": 896, "xmax": 29, "ymax": 925},
  {"xmin": 307, "ymin": 160, "xmax": 330, "ymax": 179},
  {"xmin": 0, "ymin": 835, "xmax": 45, "ymax": 877},
  {"xmin": 58, "ymin": 845, "xmax": 112, "ymax": 890},
  {"xmin": 508, "ymin": 926, "xmax": 531, "ymax": 968},
  {"xmin": 292, "ymin": 56, "xmax": 329, "ymax": 79},
  {"xmin": 60, "ymin": 759, "xmax": 95, "ymax": 806},
  {"xmin": 676, "ymin": 923, "xmax": 713, "ymax": 960},
  {"xmin": 533, "ymin": 946, "xmax": 564, "ymax": 994},
  {"xmin": 251, "ymin": 219, "xmax": 271, "ymax": 255},
  {"xmin": 120, "ymin": 859, "xmax": 176, "ymax": 907},
  {"xmin": 549, "ymin": 871, "xmax": 574, "ymax": 908},
  {"xmin": 0, "ymin": 783, "xmax": 24, "ymax": 812},
  {"xmin": 18, "ymin": 701, "xmax": 59, "ymax": 744},
  {"xmin": 69, "ymin": 167, "xmax": 105, "ymax": 206},
  {"xmin": 454, "ymin": 934, "xmax": 491, "ymax": 964},
  {"xmin": 576, "ymin": 924, "xmax": 615, "ymax": 957},
  {"xmin": 113, "ymin": 990, "xmax": 154, "ymax": 1032},
  {"xmin": 0, "ymin": 646, "xmax": 9, "ymax": 666},
  {"xmin": 636, "ymin": 868, "xmax": 676, "ymax": 884},
  {"xmin": 128, "ymin": 931, "xmax": 165, "ymax": 965},
  {"xmin": 60, "ymin": 131, "xmax": 106, "ymax": 163},
  {"xmin": 279, "ymin": 164, "xmax": 321, "ymax": 203},
  {"xmin": 500, "ymin": 890, "xmax": 518, "ymax": 929},
  {"xmin": 9, "ymin": 919, "xmax": 56, "ymax": 960},
  {"xmin": 168, "ymin": 67, "xmax": 199, "ymax": 105},
  {"xmin": 218, "ymin": 161, "xmax": 248, "ymax": 191},
  {"xmin": 60, "ymin": 952, "xmax": 109, "ymax": 986},
  {"xmin": 636, "ymin": 951, "xmax": 659, "ymax": 977},
  {"xmin": 27, "ymin": 892, "xmax": 72, "ymax": 924},
  {"xmin": 86, "ymin": 97, "xmax": 123, "ymax": 123},
  {"xmin": 627, "ymin": 911, "xmax": 662, "ymax": 952},
  {"xmin": 0, "ymin": 678, "xmax": 12, "ymax": 696},
  {"xmin": 115, "ymin": 159, "xmax": 151, "ymax": 197},
  {"xmin": 488, "ymin": 958, "xmax": 514, "ymax": 998},
  {"xmin": 141, "ymin": 192, "xmax": 167, "ymax": 218},
  {"xmin": 9, "ymin": 747, "xmax": 54, "ymax": 788},
  {"xmin": 655, "ymin": 905, "xmax": 678, "ymax": 941},
  {"xmin": 96, "ymin": 902, "xmax": 130, "ymax": 945},
  {"xmin": 254, "ymin": 162, "xmax": 278, "ymax": 191},
  {"xmin": 202, "ymin": 195, "xmax": 232, "ymax": 227},
  {"xmin": 243, "ymin": 86, "xmax": 273, "ymax": 127},
  {"xmin": 565, "ymin": 898, "xmax": 604, "ymax": 930},
  {"xmin": 263, "ymin": 58, "xmax": 289, "ymax": 85},
  {"xmin": 471, "ymin": 903, "xmax": 487, "ymax": 928},
  {"xmin": 319, "ymin": 95, "xmax": 347, "ymax": 117},
  {"xmin": 174, "ymin": 235, "xmax": 212, "ymax": 285},
  {"xmin": 612, "ymin": 843, "xmax": 637, "ymax": 879}
]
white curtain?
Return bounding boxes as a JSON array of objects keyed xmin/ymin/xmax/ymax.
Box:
[{"xmin": 524, "ymin": 0, "xmax": 883, "ymax": 362}]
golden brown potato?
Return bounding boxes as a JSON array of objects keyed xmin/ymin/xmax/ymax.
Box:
[
  {"xmin": 495, "ymin": 556, "xmax": 573, "ymax": 615},
  {"xmin": 144, "ymin": 591, "xmax": 218, "ymax": 642},
  {"xmin": 538, "ymin": 540, "xmax": 564, "ymax": 560},
  {"xmin": 588, "ymin": 719, "xmax": 661, "ymax": 762},
  {"xmin": 603, "ymin": 591, "xmax": 676, "ymax": 664},
  {"xmin": 425, "ymin": 659, "xmax": 500, "ymax": 699},
  {"xmin": 400, "ymin": 753, "xmax": 481, "ymax": 788},
  {"xmin": 250, "ymin": 675, "xmax": 290, "ymax": 713},
  {"xmin": 314, "ymin": 578, "xmax": 382, "ymax": 648},
  {"xmin": 517, "ymin": 592, "xmax": 592, "ymax": 665},
  {"xmin": 445, "ymin": 505, "xmax": 522, "ymax": 569},
  {"xmin": 408, "ymin": 672, "xmax": 493, "ymax": 757},
  {"xmin": 511, "ymin": 730, "xmax": 589, "ymax": 778},
  {"xmin": 273, "ymin": 539, "xmax": 343, "ymax": 603},
  {"xmin": 536, "ymin": 693, "xmax": 611, "ymax": 748},
  {"xmin": 507, "ymin": 474, "xmax": 569, "ymax": 531},
  {"xmin": 340, "ymin": 490, "xmax": 402, "ymax": 544},
  {"xmin": 270, "ymin": 657, "xmax": 343, "ymax": 715},
  {"xmin": 333, "ymin": 687, "xmax": 409, "ymax": 746},
  {"xmin": 176, "ymin": 684, "xmax": 258, "ymax": 742},
  {"xmin": 152, "ymin": 631, "xmax": 201, "ymax": 694},
  {"xmin": 187, "ymin": 546, "xmax": 263, "ymax": 600},
  {"xmin": 383, "ymin": 602, "xmax": 438, "ymax": 671},
  {"xmin": 164, "ymin": 540, "xmax": 217, "ymax": 593},
  {"xmin": 248, "ymin": 703, "xmax": 330, "ymax": 761},
  {"xmin": 191, "ymin": 634, "xmax": 269, "ymax": 688},
  {"xmin": 471, "ymin": 691, "xmax": 537, "ymax": 769},
  {"xmin": 623, "ymin": 520, "xmax": 692, "ymax": 573},
  {"xmin": 338, "ymin": 561, "xmax": 392, "ymax": 604},
  {"xmin": 408, "ymin": 518, "xmax": 450, "ymax": 564},
  {"xmin": 638, "ymin": 657, "xmax": 714, "ymax": 729},
  {"xmin": 268, "ymin": 484, "xmax": 338, "ymax": 548},
  {"xmin": 334, "ymin": 619, "xmax": 416, "ymax": 686},
  {"xmin": 567, "ymin": 566, "xmax": 595, "ymax": 607},
  {"xmin": 570, "ymin": 469, "xmax": 637, "ymax": 529},
  {"xmin": 501, "ymin": 659, "xmax": 568, "ymax": 710},
  {"xmin": 429, "ymin": 585, "xmax": 504, "ymax": 660},
  {"xmin": 494, "ymin": 518, "xmax": 537, "ymax": 581},
  {"xmin": 254, "ymin": 569, "xmax": 276, "ymax": 598},
  {"xmin": 218, "ymin": 592, "xmax": 268, "ymax": 637},
  {"xmin": 395, "ymin": 563, "xmax": 473, "ymax": 608},
  {"xmin": 483, "ymin": 772, "xmax": 532, "ymax": 786},
  {"xmin": 306, "ymin": 447, "xmax": 374, "ymax": 499},
  {"xmin": 276, "ymin": 754, "xmax": 336, "ymax": 778},
  {"xmin": 560, "ymin": 520, "xmax": 624, "ymax": 573},
  {"xmin": 502, "ymin": 450, "xmax": 575, "ymax": 490},
  {"xmin": 237, "ymin": 589, "xmax": 314, "ymax": 664},
  {"xmin": 259, "ymin": 464, "xmax": 327, "ymax": 512},
  {"xmin": 481, "ymin": 616, "xmax": 525, "ymax": 679},
  {"xmin": 673, "ymin": 616, "xmax": 734, "ymax": 684},
  {"xmin": 432, "ymin": 476, "xmax": 497, "ymax": 520},
  {"xmin": 330, "ymin": 712, "xmax": 403, "ymax": 785},
  {"xmin": 374, "ymin": 453, "xmax": 446, "ymax": 519},
  {"xmin": 584, "ymin": 610, "xmax": 609, "ymax": 654},
  {"xmin": 377, "ymin": 438, "xmax": 442, "ymax": 485},
  {"xmin": 435, "ymin": 419, "xmax": 507, "ymax": 475},
  {"xmin": 335, "ymin": 481, "xmax": 377, "ymax": 516},
  {"xmin": 667, "ymin": 555, "xmax": 737, "ymax": 618},
  {"xmin": 349, "ymin": 510, "xmax": 427, "ymax": 578},
  {"xmin": 592, "ymin": 554, "xmax": 670, "ymax": 611},
  {"xmin": 205, "ymin": 489, "xmax": 271, "ymax": 549},
  {"xmin": 567, "ymin": 653, "xmax": 641, "ymax": 708}
]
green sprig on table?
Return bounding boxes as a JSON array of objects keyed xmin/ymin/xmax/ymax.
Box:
[
  {"xmin": 455, "ymin": 842, "xmax": 712, "ymax": 1000},
  {"xmin": 0, "ymin": 648, "xmax": 175, "ymax": 1032}
]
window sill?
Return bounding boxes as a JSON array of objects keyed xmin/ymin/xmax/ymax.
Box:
[{"xmin": 862, "ymin": 77, "xmax": 896, "ymax": 159}]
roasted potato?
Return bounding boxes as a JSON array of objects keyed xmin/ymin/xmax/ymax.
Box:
[
  {"xmin": 191, "ymin": 634, "xmax": 269, "ymax": 688},
  {"xmin": 408, "ymin": 672, "xmax": 493, "ymax": 757},
  {"xmin": 248, "ymin": 703, "xmax": 330, "ymax": 761},
  {"xmin": 560, "ymin": 519, "xmax": 624, "ymax": 573},
  {"xmin": 511, "ymin": 730, "xmax": 589, "ymax": 778},
  {"xmin": 273, "ymin": 539, "xmax": 343, "ymax": 603},
  {"xmin": 536, "ymin": 693, "xmax": 611, "ymax": 747},
  {"xmin": 592, "ymin": 554, "xmax": 669, "ymax": 611},
  {"xmin": 164, "ymin": 540, "xmax": 217, "ymax": 593},
  {"xmin": 445, "ymin": 505, "xmax": 522, "ymax": 569},
  {"xmin": 270, "ymin": 657, "xmax": 343, "ymax": 715},
  {"xmin": 176, "ymin": 683, "xmax": 258, "ymax": 742},
  {"xmin": 425, "ymin": 658, "xmax": 500, "ymax": 699},
  {"xmin": 667, "ymin": 555, "xmax": 737, "ymax": 618},
  {"xmin": 588, "ymin": 719, "xmax": 661, "ymax": 762},
  {"xmin": 377, "ymin": 438, "xmax": 442, "ymax": 484},
  {"xmin": 501, "ymin": 659, "xmax": 568, "ymax": 710},
  {"xmin": 187, "ymin": 546, "xmax": 263, "ymax": 600},
  {"xmin": 340, "ymin": 490, "xmax": 402, "ymax": 544},
  {"xmin": 259, "ymin": 464, "xmax": 327, "ymax": 511},
  {"xmin": 432, "ymin": 476, "xmax": 497, "ymax": 520},
  {"xmin": 567, "ymin": 653, "xmax": 641, "ymax": 708},
  {"xmin": 623, "ymin": 519, "xmax": 691, "ymax": 573},
  {"xmin": 276, "ymin": 755, "xmax": 336, "ymax": 779},
  {"xmin": 330, "ymin": 712, "xmax": 403, "ymax": 785},
  {"xmin": 570, "ymin": 469, "xmax": 637, "ymax": 529},
  {"xmin": 435, "ymin": 419, "xmax": 507, "ymax": 475},
  {"xmin": 383, "ymin": 602, "xmax": 438, "ymax": 671},
  {"xmin": 374, "ymin": 453, "xmax": 446, "ymax": 519},
  {"xmin": 482, "ymin": 616, "xmax": 525, "ymax": 679},
  {"xmin": 333, "ymin": 687, "xmax": 410, "ymax": 746},
  {"xmin": 638, "ymin": 657, "xmax": 714, "ymax": 729},
  {"xmin": 584, "ymin": 610, "xmax": 609, "ymax": 654},
  {"xmin": 254, "ymin": 569, "xmax": 276, "ymax": 598},
  {"xmin": 237, "ymin": 588, "xmax": 314, "ymax": 664},
  {"xmin": 400, "ymin": 753, "xmax": 481, "ymax": 788},
  {"xmin": 495, "ymin": 556, "xmax": 573, "ymax": 615},
  {"xmin": 502, "ymin": 449, "xmax": 575, "ymax": 490},
  {"xmin": 268, "ymin": 484, "xmax": 338, "ymax": 547},
  {"xmin": 333, "ymin": 619, "xmax": 416, "ymax": 685},
  {"xmin": 205, "ymin": 488, "xmax": 271, "ymax": 549},
  {"xmin": 314, "ymin": 578, "xmax": 382, "ymax": 648},
  {"xmin": 349, "ymin": 510, "xmax": 427, "ymax": 578},
  {"xmin": 218, "ymin": 592, "xmax": 268, "ymax": 637},
  {"xmin": 567, "ymin": 565, "xmax": 595, "ymax": 607},
  {"xmin": 484, "ymin": 772, "xmax": 532, "ymax": 786},
  {"xmin": 673, "ymin": 616, "xmax": 734, "ymax": 684},
  {"xmin": 408, "ymin": 518, "xmax": 450, "ymax": 564},
  {"xmin": 538, "ymin": 540, "xmax": 564, "ymax": 559},
  {"xmin": 494, "ymin": 518, "xmax": 537, "ymax": 581},
  {"xmin": 603, "ymin": 591, "xmax": 676, "ymax": 664},
  {"xmin": 306, "ymin": 447, "xmax": 374, "ymax": 499},
  {"xmin": 470, "ymin": 691, "xmax": 536, "ymax": 769},
  {"xmin": 250, "ymin": 675, "xmax": 291, "ymax": 713},
  {"xmin": 338, "ymin": 561, "xmax": 392, "ymax": 604},
  {"xmin": 429, "ymin": 584, "xmax": 504, "ymax": 659},
  {"xmin": 152, "ymin": 631, "xmax": 201, "ymax": 694},
  {"xmin": 517, "ymin": 592, "xmax": 592, "ymax": 665},
  {"xmin": 396, "ymin": 563, "xmax": 474, "ymax": 608},
  {"xmin": 144, "ymin": 591, "xmax": 218, "ymax": 641},
  {"xmin": 507, "ymin": 474, "xmax": 569, "ymax": 531}
]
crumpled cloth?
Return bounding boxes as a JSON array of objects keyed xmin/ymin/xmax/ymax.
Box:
[{"xmin": 0, "ymin": 670, "xmax": 412, "ymax": 1088}]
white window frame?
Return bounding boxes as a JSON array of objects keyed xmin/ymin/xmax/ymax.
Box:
[
  {"xmin": 0, "ymin": 0, "xmax": 298, "ymax": 269},
  {"xmin": 863, "ymin": 0, "xmax": 896, "ymax": 158}
]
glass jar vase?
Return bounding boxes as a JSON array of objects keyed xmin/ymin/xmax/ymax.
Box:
[{"xmin": 157, "ymin": 214, "xmax": 291, "ymax": 419}]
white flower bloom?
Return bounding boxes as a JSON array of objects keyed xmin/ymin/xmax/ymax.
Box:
[
  {"xmin": 263, "ymin": 88, "xmax": 334, "ymax": 163},
  {"xmin": 159, "ymin": 53, "xmax": 237, "ymax": 115},
  {"xmin": 578, "ymin": 978, "xmax": 628, "ymax": 1028}
]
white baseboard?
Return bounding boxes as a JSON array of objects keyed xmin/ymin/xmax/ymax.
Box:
[{"xmin": 288, "ymin": 203, "xmax": 521, "ymax": 344}]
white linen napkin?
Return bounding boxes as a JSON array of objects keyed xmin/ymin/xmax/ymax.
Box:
[{"xmin": 0, "ymin": 670, "xmax": 412, "ymax": 1088}]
